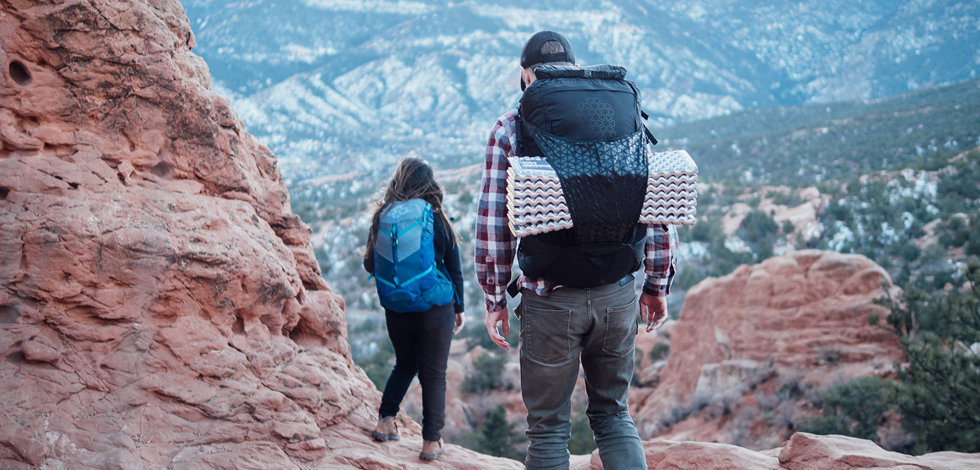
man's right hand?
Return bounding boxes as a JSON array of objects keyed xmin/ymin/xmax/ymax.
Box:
[{"xmin": 484, "ymin": 307, "xmax": 511, "ymax": 350}]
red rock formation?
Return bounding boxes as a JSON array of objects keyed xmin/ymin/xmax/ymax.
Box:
[
  {"xmin": 570, "ymin": 433, "xmax": 980, "ymax": 470},
  {"xmin": 0, "ymin": 1, "xmax": 520, "ymax": 468},
  {"xmin": 632, "ymin": 250, "xmax": 905, "ymax": 448}
]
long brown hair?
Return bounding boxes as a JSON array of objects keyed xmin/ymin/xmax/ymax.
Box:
[{"xmin": 366, "ymin": 157, "xmax": 458, "ymax": 253}]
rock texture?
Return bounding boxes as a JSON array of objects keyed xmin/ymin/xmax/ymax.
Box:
[
  {"xmin": 570, "ymin": 433, "xmax": 980, "ymax": 470},
  {"xmin": 0, "ymin": 1, "xmax": 519, "ymax": 468},
  {"xmin": 632, "ymin": 250, "xmax": 905, "ymax": 448},
  {"xmin": 777, "ymin": 433, "xmax": 980, "ymax": 470}
]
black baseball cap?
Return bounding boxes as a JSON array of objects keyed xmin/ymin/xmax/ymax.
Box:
[{"xmin": 520, "ymin": 31, "xmax": 576, "ymax": 68}]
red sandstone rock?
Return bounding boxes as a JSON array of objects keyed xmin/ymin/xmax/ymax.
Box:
[
  {"xmin": 778, "ymin": 433, "xmax": 980, "ymax": 470},
  {"xmin": 632, "ymin": 251, "xmax": 905, "ymax": 447},
  {"xmin": 0, "ymin": 1, "xmax": 521, "ymax": 468},
  {"xmin": 570, "ymin": 438, "xmax": 782, "ymax": 470},
  {"xmin": 571, "ymin": 434, "xmax": 980, "ymax": 470},
  {"xmin": 638, "ymin": 440, "xmax": 782, "ymax": 470}
]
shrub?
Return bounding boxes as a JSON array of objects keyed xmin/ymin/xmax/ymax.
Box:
[
  {"xmin": 649, "ymin": 342, "xmax": 670, "ymax": 362},
  {"xmin": 798, "ymin": 376, "xmax": 895, "ymax": 442},
  {"xmin": 676, "ymin": 268, "xmax": 707, "ymax": 290},
  {"xmin": 691, "ymin": 219, "xmax": 714, "ymax": 242},
  {"xmin": 356, "ymin": 340, "xmax": 395, "ymax": 390},
  {"xmin": 782, "ymin": 219, "xmax": 796, "ymax": 235},
  {"xmin": 768, "ymin": 189, "xmax": 804, "ymax": 207},
  {"xmin": 462, "ymin": 350, "xmax": 507, "ymax": 393}
]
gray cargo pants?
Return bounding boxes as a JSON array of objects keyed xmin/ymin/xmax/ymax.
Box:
[{"xmin": 518, "ymin": 275, "xmax": 647, "ymax": 470}]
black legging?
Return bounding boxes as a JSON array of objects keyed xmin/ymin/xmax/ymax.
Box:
[{"xmin": 379, "ymin": 302, "xmax": 455, "ymax": 442}]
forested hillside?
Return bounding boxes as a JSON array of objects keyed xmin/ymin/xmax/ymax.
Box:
[
  {"xmin": 661, "ymin": 77, "xmax": 980, "ymax": 185},
  {"xmin": 665, "ymin": 77, "xmax": 980, "ymax": 296}
]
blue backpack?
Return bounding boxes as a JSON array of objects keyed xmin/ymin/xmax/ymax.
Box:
[{"xmin": 372, "ymin": 199, "xmax": 455, "ymax": 312}]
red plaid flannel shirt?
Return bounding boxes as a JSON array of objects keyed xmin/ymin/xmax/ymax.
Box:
[{"xmin": 475, "ymin": 109, "xmax": 678, "ymax": 312}]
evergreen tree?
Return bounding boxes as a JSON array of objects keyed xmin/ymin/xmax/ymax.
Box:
[
  {"xmin": 477, "ymin": 404, "xmax": 526, "ymax": 460},
  {"xmin": 738, "ymin": 209, "xmax": 779, "ymax": 243},
  {"xmin": 567, "ymin": 413, "xmax": 597, "ymax": 455},
  {"xmin": 875, "ymin": 259, "xmax": 980, "ymax": 454}
]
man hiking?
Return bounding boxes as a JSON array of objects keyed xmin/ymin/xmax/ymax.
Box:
[{"xmin": 475, "ymin": 30, "xmax": 678, "ymax": 470}]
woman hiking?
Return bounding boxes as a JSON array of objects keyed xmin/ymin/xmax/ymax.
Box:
[{"xmin": 363, "ymin": 157, "xmax": 465, "ymax": 461}]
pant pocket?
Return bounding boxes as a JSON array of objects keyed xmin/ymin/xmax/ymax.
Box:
[
  {"xmin": 601, "ymin": 299, "xmax": 638, "ymax": 356},
  {"xmin": 522, "ymin": 305, "xmax": 572, "ymax": 364}
]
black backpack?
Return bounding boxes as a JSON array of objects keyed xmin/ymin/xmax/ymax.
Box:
[{"xmin": 514, "ymin": 64, "xmax": 657, "ymax": 289}]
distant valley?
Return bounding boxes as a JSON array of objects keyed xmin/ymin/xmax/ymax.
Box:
[{"xmin": 182, "ymin": 0, "xmax": 980, "ymax": 183}]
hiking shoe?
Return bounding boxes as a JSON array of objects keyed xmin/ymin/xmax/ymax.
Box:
[
  {"xmin": 371, "ymin": 416, "xmax": 400, "ymax": 441},
  {"xmin": 419, "ymin": 438, "xmax": 444, "ymax": 461}
]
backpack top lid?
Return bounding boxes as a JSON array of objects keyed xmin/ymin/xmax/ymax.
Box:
[
  {"xmin": 520, "ymin": 64, "xmax": 642, "ymax": 145},
  {"xmin": 376, "ymin": 199, "xmax": 429, "ymax": 264},
  {"xmin": 532, "ymin": 64, "xmax": 626, "ymax": 81}
]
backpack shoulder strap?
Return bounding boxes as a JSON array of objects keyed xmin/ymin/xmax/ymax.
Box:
[{"xmin": 514, "ymin": 105, "xmax": 524, "ymax": 156}]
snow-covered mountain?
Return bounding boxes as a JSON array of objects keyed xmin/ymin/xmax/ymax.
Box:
[{"xmin": 181, "ymin": 0, "xmax": 980, "ymax": 184}]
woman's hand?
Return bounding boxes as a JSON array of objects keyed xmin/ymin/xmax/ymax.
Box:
[{"xmin": 453, "ymin": 312, "xmax": 465, "ymax": 335}]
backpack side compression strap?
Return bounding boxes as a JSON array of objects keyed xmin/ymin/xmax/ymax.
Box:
[{"xmin": 640, "ymin": 110, "xmax": 658, "ymax": 146}]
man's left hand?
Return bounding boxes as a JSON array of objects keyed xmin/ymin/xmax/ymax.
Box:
[{"xmin": 639, "ymin": 293, "xmax": 668, "ymax": 333}]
